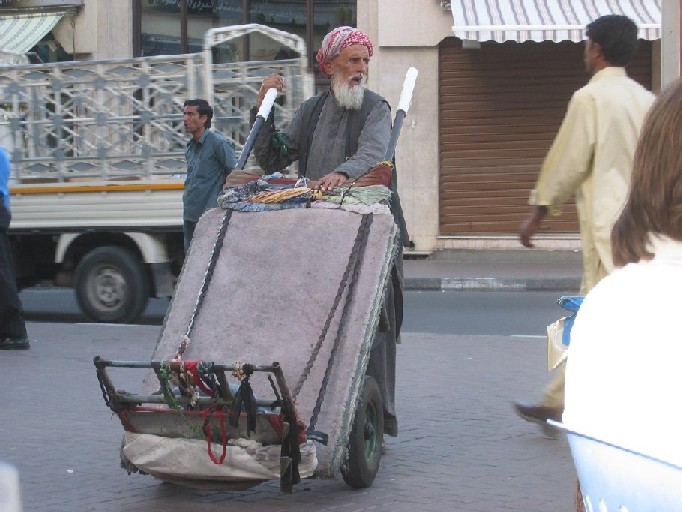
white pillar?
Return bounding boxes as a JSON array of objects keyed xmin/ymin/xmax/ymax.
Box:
[{"xmin": 661, "ymin": 0, "xmax": 681, "ymax": 88}]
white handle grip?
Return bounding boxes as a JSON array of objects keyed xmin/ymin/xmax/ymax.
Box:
[
  {"xmin": 397, "ymin": 67, "xmax": 418, "ymax": 113},
  {"xmin": 257, "ymin": 88, "xmax": 278, "ymax": 119}
]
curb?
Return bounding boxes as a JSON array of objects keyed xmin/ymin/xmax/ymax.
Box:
[{"xmin": 404, "ymin": 277, "xmax": 581, "ymax": 292}]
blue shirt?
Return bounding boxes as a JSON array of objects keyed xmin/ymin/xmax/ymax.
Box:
[
  {"xmin": 0, "ymin": 147, "xmax": 10, "ymax": 212},
  {"xmin": 183, "ymin": 129, "xmax": 236, "ymax": 222}
]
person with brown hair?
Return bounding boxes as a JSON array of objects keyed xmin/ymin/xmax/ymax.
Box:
[
  {"xmin": 514, "ymin": 14, "xmax": 655, "ymax": 429},
  {"xmin": 563, "ymin": 77, "xmax": 682, "ymax": 504}
]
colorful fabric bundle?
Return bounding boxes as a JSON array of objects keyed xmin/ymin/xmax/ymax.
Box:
[
  {"xmin": 218, "ymin": 173, "xmax": 314, "ymax": 212},
  {"xmin": 218, "ymin": 173, "xmax": 392, "ymax": 212},
  {"xmin": 323, "ymin": 185, "xmax": 391, "ymax": 206}
]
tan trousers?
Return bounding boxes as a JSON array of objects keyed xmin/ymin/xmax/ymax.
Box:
[{"xmin": 541, "ymin": 359, "xmax": 566, "ymax": 409}]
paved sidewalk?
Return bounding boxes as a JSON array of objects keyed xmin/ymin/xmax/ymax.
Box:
[{"xmin": 403, "ymin": 249, "xmax": 583, "ymax": 292}]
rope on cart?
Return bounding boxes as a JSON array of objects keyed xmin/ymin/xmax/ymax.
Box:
[
  {"xmin": 230, "ymin": 363, "xmax": 258, "ymax": 435},
  {"xmin": 301, "ymin": 214, "xmax": 373, "ymax": 444},
  {"xmin": 155, "ymin": 362, "xmax": 204, "ymax": 439},
  {"xmin": 202, "ymin": 408, "xmax": 228, "ymax": 464},
  {"xmin": 177, "ymin": 210, "xmax": 233, "ymax": 359},
  {"xmin": 292, "ymin": 213, "xmax": 374, "ymax": 399},
  {"xmin": 267, "ymin": 374, "xmax": 282, "ymax": 408},
  {"xmin": 185, "ymin": 361, "xmax": 215, "ymax": 397},
  {"xmin": 156, "ymin": 363, "xmax": 181, "ymax": 410},
  {"xmin": 156, "ymin": 361, "xmax": 233, "ymax": 462}
]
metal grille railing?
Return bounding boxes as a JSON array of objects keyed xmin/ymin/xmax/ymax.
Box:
[{"xmin": 0, "ymin": 48, "xmax": 311, "ymax": 182}]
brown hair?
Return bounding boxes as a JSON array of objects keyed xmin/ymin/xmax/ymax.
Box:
[{"xmin": 612, "ymin": 78, "xmax": 682, "ymax": 266}]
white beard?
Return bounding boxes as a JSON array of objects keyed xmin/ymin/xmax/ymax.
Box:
[{"xmin": 332, "ymin": 74, "xmax": 366, "ymax": 110}]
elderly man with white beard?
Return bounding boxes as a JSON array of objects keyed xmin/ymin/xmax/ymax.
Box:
[
  {"xmin": 252, "ymin": 26, "xmax": 402, "ymax": 442},
  {"xmin": 253, "ymin": 26, "xmax": 391, "ymax": 190}
]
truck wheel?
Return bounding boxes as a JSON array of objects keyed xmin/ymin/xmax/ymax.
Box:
[
  {"xmin": 74, "ymin": 246, "xmax": 150, "ymax": 323},
  {"xmin": 341, "ymin": 375, "xmax": 384, "ymax": 488}
]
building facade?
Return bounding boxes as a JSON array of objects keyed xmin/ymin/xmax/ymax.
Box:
[
  {"xmin": 0, "ymin": 0, "xmax": 663, "ymax": 251},
  {"xmin": 359, "ymin": 0, "xmax": 660, "ymax": 251}
]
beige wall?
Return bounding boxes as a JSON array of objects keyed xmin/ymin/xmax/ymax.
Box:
[
  {"xmin": 661, "ymin": 0, "xmax": 680, "ymax": 88},
  {"xmin": 362, "ymin": 0, "xmax": 567, "ymax": 251},
  {"xmin": 357, "ymin": 0, "xmax": 607, "ymax": 252},
  {"xmin": 53, "ymin": 0, "xmax": 133, "ymax": 59},
  {"xmin": 359, "ymin": 0, "xmax": 451, "ymax": 251}
]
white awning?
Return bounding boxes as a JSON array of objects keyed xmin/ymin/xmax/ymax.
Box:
[
  {"xmin": 451, "ymin": 0, "xmax": 661, "ymax": 43},
  {"xmin": 0, "ymin": 11, "xmax": 67, "ymax": 54}
]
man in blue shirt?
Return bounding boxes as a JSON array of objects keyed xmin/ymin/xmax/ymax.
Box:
[
  {"xmin": 182, "ymin": 99, "xmax": 237, "ymax": 252},
  {"xmin": 0, "ymin": 147, "xmax": 29, "ymax": 349}
]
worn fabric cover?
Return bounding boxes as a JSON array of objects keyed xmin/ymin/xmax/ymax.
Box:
[
  {"xmin": 122, "ymin": 433, "xmax": 317, "ymax": 482},
  {"xmin": 141, "ymin": 207, "xmax": 398, "ymax": 478}
]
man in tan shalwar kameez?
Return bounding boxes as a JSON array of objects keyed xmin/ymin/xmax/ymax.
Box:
[{"xmin": 513, "ymin": 14, "xmax": 655, "ymax": 430}]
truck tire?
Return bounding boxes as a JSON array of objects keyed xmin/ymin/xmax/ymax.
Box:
[
  {"xmin": 74, "ymin": 246, "xmax": 150, "ymax": 323},
  {"xmin": 341, "ymin": 375, "xmax": 384, "ymax": 488}
]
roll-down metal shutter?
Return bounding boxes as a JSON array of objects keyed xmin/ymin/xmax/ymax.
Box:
[{"xmin": 438, "ymin": 39, "xmax": 652, "ymax": 235}]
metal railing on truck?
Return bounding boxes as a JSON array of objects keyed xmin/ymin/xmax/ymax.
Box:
[{"xmin": 0, "ymin": 24, "xmax": 313, "ymax": 185}]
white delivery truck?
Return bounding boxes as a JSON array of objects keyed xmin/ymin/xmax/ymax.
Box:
[{"xmin": 1, "ymin": 24, "xmax": 312, "ymax": 323}]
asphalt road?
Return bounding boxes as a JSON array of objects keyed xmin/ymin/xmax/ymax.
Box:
[
  {"xmin": 403, "ymin": 290, "xmax": 563, "ymax": 336},
  {"xmin": 19, "ymin": 287, "xmax": 170, "ymax": 325},
  {"xmin": 19, "ymin": 288, "xmax": 566, "ymax": 336},
  {"xmin": 3, "ymin": 288, "xmax": 577, "ymax": 512}
]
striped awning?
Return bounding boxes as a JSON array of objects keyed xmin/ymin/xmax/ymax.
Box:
[
  {"xmin": 0, "ymin": 11, "xmax": 67, "ymax": 54},
  {"xmin": 451, "ymin": 0, "xmax": 661, "ymax": 43}
]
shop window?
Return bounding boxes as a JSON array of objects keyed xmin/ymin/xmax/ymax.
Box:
[
  {"xmin": 140, "ymin": 0, "xmax": 182, "ymax": 56},
  {"xmin": 137, "ymin": 0, "xmax": 356, "ymax": 76}
]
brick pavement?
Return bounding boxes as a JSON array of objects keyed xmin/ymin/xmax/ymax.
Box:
[{"xmin": 0, "ymin": 322, "xmax": 576, "ymax": 512}]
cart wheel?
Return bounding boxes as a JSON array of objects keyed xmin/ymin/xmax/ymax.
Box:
[{"xmin": 342, "ymin": 375, "xmax": 383, "ymax": 488}]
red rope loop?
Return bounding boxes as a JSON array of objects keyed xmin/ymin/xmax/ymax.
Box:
[{"xmin": 203, "ymin": 409, "xmax": 228, "ymax": 465}]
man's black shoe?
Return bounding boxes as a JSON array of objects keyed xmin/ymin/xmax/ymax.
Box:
[
  {"xmin": 0, "ymin": 337, "xmax": 30, "ymax": 350},
  {"xmin": 513, "ymin": 402, "xmax": 562, "ymax": 424}
]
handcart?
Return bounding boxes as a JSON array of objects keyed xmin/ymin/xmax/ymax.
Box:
[
  {"xmin": 94, "ymin": 358, "xmax": 313, "ymax": 491},
  {"xmin": 93, "ymin": 70, "xmax": 418, "ymax": 492}
]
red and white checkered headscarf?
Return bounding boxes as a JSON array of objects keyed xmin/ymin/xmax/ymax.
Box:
[{"xmin": 315, "ymin": 26, "xmax": 374, "ymax": 72}]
